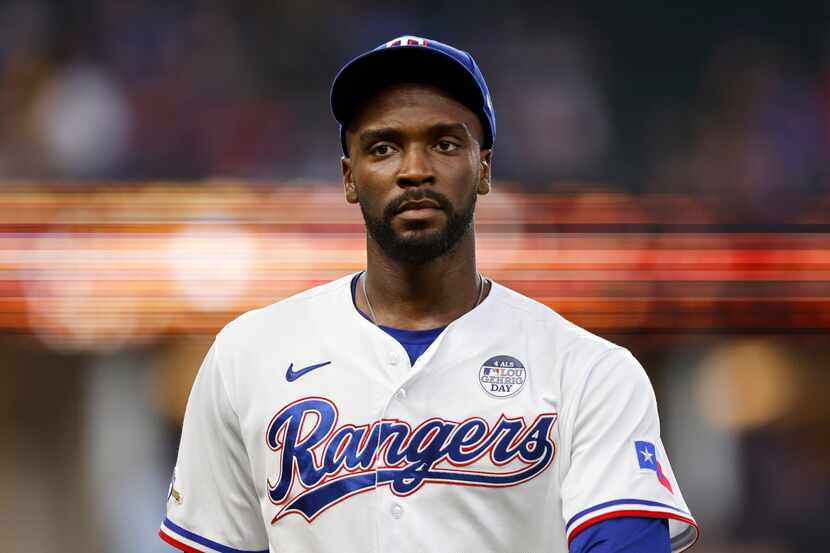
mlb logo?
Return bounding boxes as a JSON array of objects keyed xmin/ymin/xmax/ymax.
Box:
[
  {"xmin": 634, "ymin": 440, "xmax": 673, "ymax": 494},
  {"xmin": 386, "ymin": 35, "xmax": 428, "ymax": 48}
]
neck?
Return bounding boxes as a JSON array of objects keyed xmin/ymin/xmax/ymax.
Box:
[{"xmin": 360, "ymin": 232, "xmax": 486, "ymax": 330}]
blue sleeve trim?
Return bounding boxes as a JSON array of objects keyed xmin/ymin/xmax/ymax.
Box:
[
  {"xmin": 163, "ymin": 518, "xmax": 269, "ymax": 553},
  {"xmin": 569, "ymin": 517, "xmax": 670, "ymax": 553}
]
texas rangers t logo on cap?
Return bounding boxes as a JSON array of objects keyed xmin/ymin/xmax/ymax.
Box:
[
  {"xmin": 385, "ymin": 35, "xmax": 428, "ymax": 48},
  {"xmin": 634, "ymin": 440, "xmax": 673, "ymax": 494}
]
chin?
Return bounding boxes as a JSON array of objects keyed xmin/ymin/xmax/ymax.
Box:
[
  {"xmin": 363, "ymin": 200, "xmax": 474, "ymax": 264},
  {"xmin": 395, "ymin": 223, "xmax": 444, "ymax": 240},
  {"xmin": 384, "ymin": 230, "xmax": 461, "ymax": 264}
]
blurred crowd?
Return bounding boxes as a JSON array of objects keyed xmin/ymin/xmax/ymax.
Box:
[{"xmin": 1, "ymin": 1, "xmax": 828, "ymax": 221}]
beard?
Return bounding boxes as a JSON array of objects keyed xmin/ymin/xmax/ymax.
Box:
[{"xmin": 360, "ymin": 187, "xmax": 477, "ymax": 265}]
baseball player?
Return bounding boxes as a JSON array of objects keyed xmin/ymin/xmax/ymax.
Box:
[{"xmin": 160, "ymin": 35, "xmax": 698, "ymax": 553}]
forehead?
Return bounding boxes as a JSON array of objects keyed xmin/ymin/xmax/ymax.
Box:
[{"xmin": 348, "ymin": 83, "xmax": 483, "ymax": 140}]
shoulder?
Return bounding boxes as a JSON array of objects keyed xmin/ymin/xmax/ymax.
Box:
[
  {"xmin": 488, "ymin": 280, "xmax": 625, "ymax": 365},
  {"xmin": 215, "ymin": 272, "xmax": 355, "ymax": 355},
  {"xmin": 485, "ymin": 281, "xmax": 645, "ymax": 402}
]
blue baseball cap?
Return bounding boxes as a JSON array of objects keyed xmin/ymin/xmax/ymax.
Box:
[{"xmin": 331, "ymin": 35, "xmax": 496, "ymax": 156}]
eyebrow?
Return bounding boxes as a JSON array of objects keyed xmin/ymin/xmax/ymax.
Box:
[{"xmin": 357, "ymin": 122, "xmax": 472, "ymax": 148}]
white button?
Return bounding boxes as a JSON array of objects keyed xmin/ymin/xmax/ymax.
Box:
[
  {"xmin": 387, "ymin": 351, "xmax": 400, "ymax": 365},
  {"xmin": 396, "ymin": 388, "xmax": 407, "ymax": 400},
  {"xmin": 390, "ymin": 503, "xmax": 403, "ymax": 519}
]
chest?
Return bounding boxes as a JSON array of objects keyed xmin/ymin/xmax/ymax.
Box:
[{"xmin": 238, "ymin": 328, "xmax": 562, "ymax": 520}]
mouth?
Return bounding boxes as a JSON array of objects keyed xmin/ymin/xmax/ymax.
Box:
[
  {"xmin": 396, "ymin": 199, "xmax": 442, "ymax": 215},
  {"xmin": 394, "ymin": 199, "xmax": 443, "ymax": 221}
]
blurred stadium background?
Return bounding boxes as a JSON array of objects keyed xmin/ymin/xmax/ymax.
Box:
[{"xmin": 1, "ymin": 1, "xmax": 829, "ymax": 552}]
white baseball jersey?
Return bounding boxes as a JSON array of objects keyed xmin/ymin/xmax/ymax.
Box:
[{"xmin": 160, "ymin": 273, "xmax": 698, "ymax": 553}]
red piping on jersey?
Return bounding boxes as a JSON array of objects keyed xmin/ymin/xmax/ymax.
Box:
[
  {"xmin": 567, "ymin": 510, "xmax": 700, "ymax": 548},
  {"xmin": 159, "ymin": 529, "xmax": 205, "ymax": 553}
]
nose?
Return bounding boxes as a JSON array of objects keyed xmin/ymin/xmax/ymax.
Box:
[{"xmin": 396, "ymin": 144, "xmax": 435, "ymax": 188}]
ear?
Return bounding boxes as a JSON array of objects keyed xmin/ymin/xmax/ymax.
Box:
[
  {"xmin": 341, "ymin": 156, "xmax": 358, "ymax": 204},
  {"xmin": 477, "ymin": 149, "xmax": 492, "ymax": 195}
]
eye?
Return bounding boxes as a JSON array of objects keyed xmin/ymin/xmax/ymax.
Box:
[
  {"xmin": 435, "ymin": 139, "xmax": 459, "ymax": 153},
  {"xmin": 370, "ymin": 144, "xmax": 395, "ymax": 156}
]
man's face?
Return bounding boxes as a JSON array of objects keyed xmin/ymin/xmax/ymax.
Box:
[{"xmin": 341, "ymin": 83, "xmax": 491, "ymax": 265}]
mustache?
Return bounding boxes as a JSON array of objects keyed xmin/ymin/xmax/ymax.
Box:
[{"xmin": 384, "ymin": 189, "xmax": 453, "ymax": 219}]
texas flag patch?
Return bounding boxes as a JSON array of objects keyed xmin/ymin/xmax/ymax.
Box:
[{"xmin": 635, "ymin": 440, "xmax": 673, "ymax": 494}]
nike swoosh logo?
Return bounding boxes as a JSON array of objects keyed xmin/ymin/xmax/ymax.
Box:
[{"xmin": 286, "ymin": 361, "xmax": 332, "ymax": 382}]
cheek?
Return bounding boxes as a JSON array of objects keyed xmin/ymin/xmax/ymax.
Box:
[
  {"xmin": 453, "ymin": 149, "xmax": 479, "ymax": 178},
  {"xmin": 353, "ymin": 159, "xmax": 392, "ymax": 191},
  {"xmin": 353, "ymin": 170, "xmax": 391, "ymax": 213},
  {"xmin": 354, "ymin": 158, "xmax": 403, "ymax": 191},
  {"xmin": 445, "ymin": 159, "xmax": 479, "ymax": 196}
]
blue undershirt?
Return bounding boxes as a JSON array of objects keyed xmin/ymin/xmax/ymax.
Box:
[
  {"xmin": 349, "ymin": 273, "xmax": 672, "ymax": 552},
  {"xmin": 350, "ymin": 273, "xmax": 446, "ymax": 366}
]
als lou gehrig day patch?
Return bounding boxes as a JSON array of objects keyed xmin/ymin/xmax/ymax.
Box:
[{"xmin": 478, "ymin": 355, "xmax": 527, "ymax": 398}]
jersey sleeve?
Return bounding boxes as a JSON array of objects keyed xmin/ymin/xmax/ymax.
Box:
[
  {"xmin": 569, "ymin": 517, "xmax": 671, "ymax": 553},
  {"xmin": 560, "ymin": 348, "xmax": 699, "ymax": 552},
  {"xmin": 159, "ymin": 340, "xmax": 269, "ymax": 553}
]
